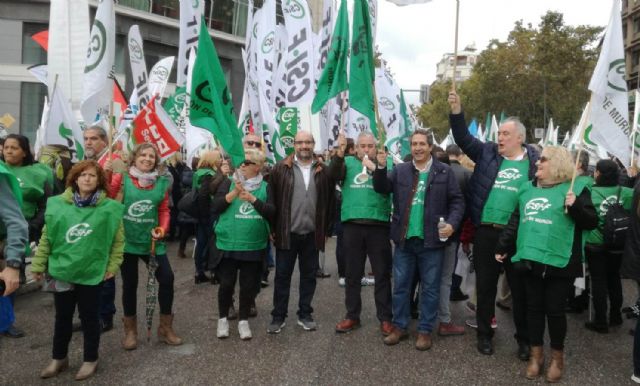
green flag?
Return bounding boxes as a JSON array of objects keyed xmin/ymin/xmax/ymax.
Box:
[
  {"xmin": 190, "ymin": 20, "xmax": 244, "ymax": 167},
  {"xmin": 349, "ymin": 0, "xmax": 377, "ymax": 138},
  {"xmin": 311, "ymin": 0, "xmax": 349, "ymax": 114},
  {"xmin": 164, "ymin": 86, "xmax": 186, "ymax": 124}
]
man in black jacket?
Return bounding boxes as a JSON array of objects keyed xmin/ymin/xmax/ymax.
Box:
[{"xmin": 448, "ymin": 91, "xmax": 539, "ymax": 358}]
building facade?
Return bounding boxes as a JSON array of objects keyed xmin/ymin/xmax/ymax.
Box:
[{"xmin": 434, "ymin": 43, "xmax": 478, "ymax": 84}]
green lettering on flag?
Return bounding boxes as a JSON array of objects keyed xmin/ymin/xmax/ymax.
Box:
[
  {"xmin": 277, "ymin": 107, "xmax": 299, "ymax": 156},
  {"xmin": 311, "ymin": 0, "xmax": 349, "ymax": 114},
  {"xmin": 349, "ymin": 0, "xmax": 377, "ymax": 138},
  {"xmin": 189, "ymin": 19, "xmax": 244, "ymax": 167}
]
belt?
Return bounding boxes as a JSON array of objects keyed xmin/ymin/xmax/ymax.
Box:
[{"xmin": 480, "ymin": 222, "xmax": 505, "ymax": 230}]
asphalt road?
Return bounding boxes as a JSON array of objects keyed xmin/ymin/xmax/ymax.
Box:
[{"xmin": 2, "ymin": 238, "xmax": 637, "ymax": 385}]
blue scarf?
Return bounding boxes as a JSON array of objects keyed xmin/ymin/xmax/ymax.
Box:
[{"xmin": 72, "ymin": 190, "xmax": 101, "ymax": 207}]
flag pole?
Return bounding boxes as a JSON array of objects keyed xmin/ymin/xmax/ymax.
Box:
[
  {"xmin": 372, "ymin": 79, "xmax": 387, "ymax": 149},
  {"xmin": 631, "ymin": 90, "xmax": 639, "ymax": 168},
  {"xmin": 451, "ymin": 0, "xmax": 460, "ymax": 92},
  {"xmin": 108, "ymin": 100, "xmax": 115, "ymax": 159},
  {"xmin": 568, "ymin": 97, "xmax": 593, "ymax": 205}
]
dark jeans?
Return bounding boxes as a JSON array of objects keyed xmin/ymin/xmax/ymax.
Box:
[
  {"xmin": 524, "ymin": 273, "xmax": 573, "ymax": 350},
  {"xmin": 272, "ymin": 233, "xmax": 319, "ymax": 320},
  {"xmin": 217, "ymin": 258, "xmax": 261, "ymax": 320},
  {"xmin": 179, "ymin": 222, "xmax": 196, "ymax": 251},
  {"xmin": 53, "ymin": 284, "xmax": 102, "ymax": 362},
  {"xmin": 473, "ymin": 225, "xmax": 528, "ymax": 343},
  {"xmin": 634, "ymin": 316, "xmax": 640, "ymax": 376},
  {"xmin": 343, "ymin": 223, "xmax": 392, "ymax": 322},
  {"xmin": 586, "ymin": 244, "xmax": 623, "ymax": 325},
  {"xmin": 335, "ymin": 221, "xmax": 346, "ymax": 278},
  {"xmin": 195, "ymin": 218, "xmax": 214, "ymax": 275},
  {"xmin": 121, "ymin": 253, "xmax": 175, "ymax": 316},
  {"xmin": 99, "ymin": 277, "xmax": 116, "ymax": 323}
]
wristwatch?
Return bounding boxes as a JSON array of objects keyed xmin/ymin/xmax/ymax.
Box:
[{"xmin": 5, "ymin": 260, "xmax": 22, "ymax": 270}]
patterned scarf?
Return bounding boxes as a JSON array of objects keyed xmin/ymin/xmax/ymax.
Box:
[
  {"xmin": 73, "ymin": 190, "xmax": 101, "ymax": 207},
  {"xmin": 129, "ymin": 166, "xmax": 158, "ymax": 188}
]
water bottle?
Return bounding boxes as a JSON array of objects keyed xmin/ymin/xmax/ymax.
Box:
[{"xmin": 438, "ymin": 217, "xmax": 448, "ymax": 242}]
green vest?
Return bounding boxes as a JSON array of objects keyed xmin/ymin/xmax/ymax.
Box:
[
  {"xmin": 192, "ymin": 168, "xmax": 215, "ymax": 190},
  {"xmin": 45, "ymin": 195, "xmax": 123, "ymax": 285},
  {"xmin": 122, "ymin": 174, "xmax": 168, "ymax": 255},
  {"xmin": 341, "ymin": 157, "xmax": 391, "ymax": 222},
  {"xmin": 215, "ymin": 181, "xmax": 270, "ymax": 251},
  {"xmin": 406, "ymin": 171, "xmax": 429, "ymax": 239},
  {"xmin": 587, "ymin": 185, "xmax": 634, "ymax": 245},
  {"xmin": 0, "ymin": 161, "xmax": 23, "ymax": 240},
  {"xmin": 512, "ymin": 179, "xmax": 589, "ymax": 268},
  {"xmin": 481, "ymin": 159, "xmax": 530, "ymax": 225},
  {"xmin": 7, "ymin": 163, "xmax": 51, "ymax": 220}
]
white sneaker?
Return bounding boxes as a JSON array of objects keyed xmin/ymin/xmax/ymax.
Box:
[
  {"xmin": 338, "ymin": 277, "xmax": 346, "ymax": 287},
  {"xmin": 217, "ymin": 318, "xmax": 229, "ymax": 339},
  {"xmin": 361, "ymin": 277, "xmax": 375, "ymax": 286},
  {"xmin": 238, "ymin": 320, "xmax": 252, "ymax": 340},
  {"xmin": 632, "ymin": 374, "xmax": 640, "ymax": 384}
]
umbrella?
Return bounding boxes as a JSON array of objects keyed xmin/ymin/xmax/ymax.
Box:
[{"xmin": 145, "ymin": 233, "xmax": 160, "ymax": 342}]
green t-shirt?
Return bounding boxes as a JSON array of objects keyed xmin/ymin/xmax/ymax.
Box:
[
  {"xmin": 341, "ymin": 156, "xmax": 391, "ymax": 222},
  {"xmin": 481, "ymin": 159, "xmax": 530, "ymax": 225},
  {"xmin": 406, "ymin": 171, "xmax": 429, "ymax": 239},
  {"xmin": 7, "ymin": 163, "xmax": 52, "ymax": 220},
  {"xmin": 122, "ymin": 174, "xmax": 168, "ymax": 255},
  {"xmin": 586, "ymin": 185, "xmax": 634, "ymax": 245}
]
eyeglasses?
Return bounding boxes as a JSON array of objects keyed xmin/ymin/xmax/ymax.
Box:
[
  {"xmin": 539, "ymin": 156, "xmax": 549, "ymax": 163},
  {"xmin": 294, "ymin": 140, "xmax": 315, "ymax": 146},
  {"xmin": 241, "ymin": 160, "xmax": 256, "ymax": 166},
  {"xmin": 244, "ymin": 140, "xmax": 262, "ymax": 148}
]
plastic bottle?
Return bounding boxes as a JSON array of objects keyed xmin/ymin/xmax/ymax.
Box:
[{"xmin": 438, "ymin": 217, "xmax": 448, "ymax": 242}]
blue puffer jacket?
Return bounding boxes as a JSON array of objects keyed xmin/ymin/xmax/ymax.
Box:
[
  {"xmin": 449, "ymin": 112, "xmax": 539, "ymax": 226},
  {"xmin": 373, "ymin": 158, "xmax": 465, "ymax": 248}
]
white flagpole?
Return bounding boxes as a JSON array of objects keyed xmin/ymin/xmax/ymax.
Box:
[{"xmin": 451, "ymin": 0, "xmax": 460, "ymax": 92}]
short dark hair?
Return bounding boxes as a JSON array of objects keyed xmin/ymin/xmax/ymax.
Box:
[
  {"xmin": 3, "ymin": 134, "xmax": 35, "ymax": 166},
  {"xmin": 85, "ymin": 125, "xmax": 108, "ymax": 142},
  {"xmin": 346, "ymin": 138, "xmax": 355, "ymax": 154},
  {"xmin": 446, "ymin": 144, "xmax": 462, "ymax": 157},
  {"xmin": 409, "ymin": 129, "xmax": 433, "ymax": 146},
  {"xmin": 595, "ymin": 159, "xmax": 619, "ymax": 187},
  {"xmin": 66, "ymin": 160, "xmax": 108, "ymax": 193}
]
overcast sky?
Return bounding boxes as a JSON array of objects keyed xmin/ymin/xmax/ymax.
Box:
[{"xmin": 375, "ymin": 0, "xmax": 613, "ymax": 105}]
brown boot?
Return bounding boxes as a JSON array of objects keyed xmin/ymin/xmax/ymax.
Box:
[
  {"xmin": 525, "ymin": 346, "xmax": 544, "ymax": 379},
  {"xmin": 158, "ymin": 314, "xmax": 183, "ymax": 346},
  {"xmin": 40, "ymin": 358, "xmax": 68, "ymax": 379},
  {"xmin": 415, "ymin": 333, "xmax": 433, "ymax": 351},
  {"xmin": 546, "ymin": 349, "xmax": 564, "ymax": 383},
  {"xmin": 122, "ymin": 316, "xmax": 138, "ymax": 350},
  {"xmin": 383, "ymin": 327, "xmax": 408, "ymax": 346}
]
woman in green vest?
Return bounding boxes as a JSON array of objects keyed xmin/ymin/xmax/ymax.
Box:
[
  {"xmin": 495, "ymin": 146, "xmax": 597, "ymax": 383},
  {"xmin": 31, "ymin": 160, "xmax": 125, "ymax": 381},
  {"xmin": 113, "ymin": 143, "xmax": 182, "ymax": 350},
  {"xmin": 212, "ymin": 148, "xmax": 274, "ymax": 340},
  {"xmin": 2, "ymin": 134, "xmax": 55, "ymax": 243},
  {"xmin": 584, "ymin": 159, "xmax": 633, "ymax": 334}
]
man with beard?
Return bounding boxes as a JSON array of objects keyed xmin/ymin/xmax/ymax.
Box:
[{"xmin": 267, "ymin": 131, "xmax": 335, "ymax": 333}]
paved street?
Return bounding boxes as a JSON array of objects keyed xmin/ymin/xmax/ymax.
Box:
[{"xmin": 2, "ymin": 238, "xmax": 637, "ymax": 385}]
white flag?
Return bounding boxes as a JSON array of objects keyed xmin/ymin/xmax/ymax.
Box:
[
  {"xmin": 375, "ymin": 67, "xmax": 402, "ymax": 149},
  {"xmin": 46, "ymin": 85, "xmax": 85, "ymax": 161},
  {"xmin": 368, "ymin": 0, "xmax": 378, "ymax": 45},
  {"xmin": 385, "ymin": 0, "xmax": 432, "ymax": 5},
  {"xmin": 148, "ymin": 56, "xmax": 175, "ymax": 99},
  {"xmin": 81, "ymin": 0, "xmax": 115, "ymax": 124},
  {"xmin": 282, "ymin": 0, "xmax": 315, "ymax": 106},
  {"xmin": 128, "ymin": 25, "xmax": 150, "ymax": 108},
  {"xmin": 177, "ymin": 0, "xmax": 204, "ymax": 87},
  {"xmin": 631, "ymin": 90, "xmax": 640, "ymax": 164},
  {"xmin": 48, "ymin": 0, "xmax": 89, "ymax": 114},
  {"xmin": 588, "ymin": 0, "xmax": 631, "ymax": 166},
  {"xmin": 256, "ymin": 0, "xmax": 277, "ymax": 109},
  {"xmin": 488, "ymin": 115, "xmax": 499, "ymax": 143},
  {"xmin": 28, "ymin": 64, "xmax": 48, "ymax": 86},
  {"xmin": 315, "ymin": 0, "xmax": 334, "ymax": 85},
  {"xmin": 272, "ymin": 24, "xmax": 289, "ymax": 111},
  {"xmin": 544, "ymin": 118, "xmax": 557, "ymax": 146},
  {"xmin": 34, "ymin": 95, "xmax": 50, "ymax": 158}
]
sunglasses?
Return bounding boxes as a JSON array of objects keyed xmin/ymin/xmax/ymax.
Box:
[
  {"xmin": 244, "ymin": 140, "xmax": 262, "ymax": 148},
  {"xmin": 539, "ymin": 156, "xmax": 549, "ymax": 163},
  {"xmin": 241, "ymin": 160, "xmax": 256, "ymax": 166}
]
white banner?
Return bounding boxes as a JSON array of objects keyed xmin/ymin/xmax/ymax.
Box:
[
  {"xmin": 588, "ymin": 0, "xmax": 631, "ymax": 166},
  {"xmin": 128, "ymin": 25, "xmax": 150, "ymax": 108},
  {"xmin": 80, "ymin": 0, "xmax": 115, "ymax": 124},
  {"xmin": 48, "ymin": 0, "xmax": 89, "ymax": 114},
  {"xmin": 368, "ymin": 0, "xmax": 378, "ymax": 45},
  {"xmin": 385, "ymin": 0, "xmax": 432, "ymax": 6},
  {"xmin": 256, "ymin": 0, "xmax": 277, "ymax": 110},
  {"xmin": 375, "ymin": 67, "xmax": 402, "ymax": 149},
  {"xmin": 28, "ymin": 64, "xmax": 48, "ymax": 85},
  {"xmin": 315, "ymin": 0, "xmax": 334, "ymax": 85},
  {"xmin": 148, "ymin": 56, "xmax": 175, "ymax": 99},
  {"xmin": 46, "ymin": 86, "xmax": 85, "ymax": 161},
  {"xmin": 282, "ymin": 0, "xmax": 315, "ymax": 106},
  {"xmin": 177, "ymin": 0, "xmax": 204, "ymax": 87},
  {"xmin": 272, "ymin": 24, "xmax": 289, "ymax": 111}
]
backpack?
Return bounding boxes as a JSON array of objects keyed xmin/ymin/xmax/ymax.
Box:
[
  {"xmin": 178, "ymin": 188, "xmax": 200, "ymax": 218},
  {"xmin": 603, "ymin": 187, "xmax": 631, "ymax": 251}
]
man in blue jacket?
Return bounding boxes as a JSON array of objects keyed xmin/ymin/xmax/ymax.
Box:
[
  {"xmin": 373, "ymin": 129, "xmax": 464, "ymax": 351},
  {"xmin": 448, "ymin": 91, "xmax": 539, "ymax": 359}
]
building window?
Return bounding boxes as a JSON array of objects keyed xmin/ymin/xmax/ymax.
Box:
[
  {"xmin": 634, "ymin": 17, "xmax": 640, "ymax": 33},
  {"xmin": 22, "ymin": 23, "xmax": 48, "ymax": 65},
  {"xmin": 624, "ymin": 23, "xmax": 628, "ymax": 40},
  {"xmin": 19, "ymin": 82, "xmax": 47, "ymax": 144},
  {"xmin": 633, "ymin": 50, "xmax": 640, "ymax": 67}
]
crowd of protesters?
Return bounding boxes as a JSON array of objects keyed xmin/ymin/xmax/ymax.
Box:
[{"xmin": 3, "ymin": 91, "xmax": 640, "ymax": 383}]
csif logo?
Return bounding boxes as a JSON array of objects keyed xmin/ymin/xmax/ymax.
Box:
[
  {"xmin": 495, "ymin": 168, "xmax": 522, "ymax": 185},
  {"xmin": 128, "ymin": 38, "xmax": 143, "ymax": 60},
  {"xmin": 66, "ymin": 223, "xmax": 93, "ymax": 244},
  {"xmin": 524, "ymin": 198, "xmax": 552, "ymax": 216},
  {"xmin": 280, "ymin": 108, "xmax": 297, "ymax": 123},
  {"xmin": 261, "ymin": 31, "xmax": 275, "ymax": 54},
  {"xmin": 379, "ymin": 97, "xmax": 395, "ymax": 111},
  {"xmin": 152, "ymin": 66, "xmax": 169, "ymax": 80},
  {"xmin": 599, "ymin": 195, "xmax": 618, "ymax": 215},
  {"xmin": 239, "ymin": 202, "xmax": 255, "ymax": 215},
  {"xmin": 128, "ymin": 200, "xmax": 154, "ymax": 217},
  {"xmin": 283, "ymin": 0, "xmax": 305, "ymax": 19},
  {"xmin": 85, "ymin": 20, "xmax": 107, "ymax": 73},
  {"xmin": 607, "ymin": 59, "xmax": 627, "ymax": 92}
]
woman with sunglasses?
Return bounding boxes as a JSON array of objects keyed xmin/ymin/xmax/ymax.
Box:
[
  {"xmin": 212, "ymin": 149, "xmax": 275, "ymax": 340},
  {"xmin": 495, "ymin": 146, "xmax": 597, "ymax": 383}
]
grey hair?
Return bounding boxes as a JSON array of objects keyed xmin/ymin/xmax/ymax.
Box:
[
  {"xmin": 85, "ymin": 125, "xmax": 108, "ymax": 142},
  {"xmin": 356, "ymin": 131, "xmax": 377, "ymax": 145},
  {"xmin": 501, "ymin": 117, "xmax": 526, "ymax": 142}
]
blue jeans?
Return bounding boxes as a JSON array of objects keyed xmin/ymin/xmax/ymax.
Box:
[
  {"xmin": 195, "ymin": 218, "xmax": 214, "ymax": 275},
  {"xmin": 392, "ymin": 238, "xmax": 443, "ymax": 333}
]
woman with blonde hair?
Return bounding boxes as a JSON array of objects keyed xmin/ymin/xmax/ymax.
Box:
[
  {"xmin": 111, "ymin": 143, "xmax": 182, "ymax": 350},
  {"xmin": 495, "ymin": 146, "xmax": 597, "ymax": 382}
]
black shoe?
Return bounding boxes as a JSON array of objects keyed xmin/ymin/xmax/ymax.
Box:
[
  {"xmin": 195, "ymin": 273, "xmax": 209, "ymax": 284},
  {"xmin": 517, "ymin": 342, "xmax": 530, "ymax": 361},
  {"xmin": 100, "ymin": 319, "xmax": 113, "ymax": 333},
  {"xmin": 2, "ymin": 325, "xmax": 25, "ymax": 338},
  {"xmin": 477, "ymin": 337, "xmax": 494, "ymax": 355},
  {"xmin": 315, "ymin": 270, "xmax": 331, "ymax": 278},
  {"xmin": 450, "ymin": 289, "xmax": 469, "ymax": 302},
  {"xmin": 610, "ymin": 312, "xmax": 623, "ymax": 327},
  {"xmin": 585, "ymin": 321, "xmax": 609, "ymax": 334}
]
